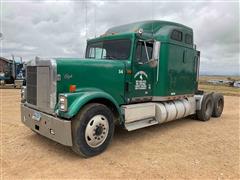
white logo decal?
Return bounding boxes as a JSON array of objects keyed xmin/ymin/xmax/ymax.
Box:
[
  {"xmin": 134, "ymin": 71, "xmax": 148, "ymax": 90},
  {"xmin": 134, "ymin": 71, "xmax": 148, "ymax": 79},
  {"xmin": 64, "ymin": 73, "xmax": 72, "ymax": 80}
]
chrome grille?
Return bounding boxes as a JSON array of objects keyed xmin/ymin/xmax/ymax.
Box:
[
  {"xmin": 36, "ymin": 66, "xmax": 50, "ymax": 109},
  {"xmin": 25, "ymin": 59, "xmax": 57, "ymax": 114},
  {"xmin": 26, "ymin": 66, "xmax": 37, "ymax": 105}
]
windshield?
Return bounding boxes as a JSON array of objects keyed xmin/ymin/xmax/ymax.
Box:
[{"xmin": 85, "ymin": 39, "xmax": 131, "ymax": 60}]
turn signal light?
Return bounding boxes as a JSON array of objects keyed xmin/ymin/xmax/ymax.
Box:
[
  {"xmin": 127, "ymin": 69, "xmax": 132, "ymax": 74},
  {"xmin": 69, "ymin": 85, "xmax": 76, "ymax": 92}
]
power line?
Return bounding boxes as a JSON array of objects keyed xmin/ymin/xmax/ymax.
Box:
[
  {"xmin": 151, "ymin": 0, "xmax": 154, "ymax": 38},
  {"xmin": 85, "ymin": 1, "xmax": 88, "ymax": 38}
]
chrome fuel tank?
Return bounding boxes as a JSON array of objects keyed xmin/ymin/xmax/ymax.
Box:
[{"xmin": 155, "ymin": 97, "xmax": 196, "ymax": 124}]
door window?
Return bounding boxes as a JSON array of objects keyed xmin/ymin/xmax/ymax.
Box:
[{"xmin": 136, "ymin": 41, "xmax": 153, "ymax": 64}]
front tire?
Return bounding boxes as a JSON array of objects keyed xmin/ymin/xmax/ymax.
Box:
[{"xmin": 71, "ymin": 103, "xmax": 115, "ymax": 157}]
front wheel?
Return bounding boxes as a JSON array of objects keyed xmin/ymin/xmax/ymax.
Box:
[{"xmin": 71, "ymin": 103, "xmax": 115, "ymax": 157}]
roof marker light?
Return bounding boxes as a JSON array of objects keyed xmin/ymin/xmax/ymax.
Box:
[{"xmin": 138, "ymin": 28, "xmax": 144, "ymax": 35}]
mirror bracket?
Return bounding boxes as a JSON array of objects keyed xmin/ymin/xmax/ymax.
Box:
[{"xmin": 152, "ymin": 41, "xmax": 160, "ymax": 61}]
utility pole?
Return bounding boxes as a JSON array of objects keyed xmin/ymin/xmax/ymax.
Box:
[{"xmin": 94, "ymin": 4, "xmax": 96, "ymax": 38}]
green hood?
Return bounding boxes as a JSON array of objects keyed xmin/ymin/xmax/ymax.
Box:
[{"xmin": 56, "ymin": 58, "xmax": 127, "ymax": 105}]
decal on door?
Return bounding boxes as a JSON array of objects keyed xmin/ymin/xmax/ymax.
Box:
[{"xmin": 134, "ymin": 71, "xmax": 148, "ymax": 90}]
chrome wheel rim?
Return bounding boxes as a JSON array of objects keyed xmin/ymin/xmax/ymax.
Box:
[{"xmin": 85, "ymin": 115, "xmax": 109, "ymax": 148}]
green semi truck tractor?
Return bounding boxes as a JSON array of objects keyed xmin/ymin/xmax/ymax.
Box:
[{"xmin": 21, "ymin": 20, "xmax": 224, "ymax": 157}]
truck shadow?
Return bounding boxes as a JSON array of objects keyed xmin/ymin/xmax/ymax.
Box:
[
  {"xmin": 26, "ymin": 117, "xmax": 196, "ymax": 159},
  {"xmin": 114, "ymin": 117, "xmax": 195, "ymax": 142}
]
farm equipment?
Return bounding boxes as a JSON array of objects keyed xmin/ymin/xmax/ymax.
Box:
[{"xmin": 21, "ymin": 20, "xmax": 224, "ymax": 157}]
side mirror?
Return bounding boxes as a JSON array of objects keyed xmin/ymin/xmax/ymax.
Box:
[
  {"xmin": 147, "ymin": 41, "xmax": 160, "ymax": 68},
  {"xmin": 152, "ymin": 41, "xmax": 160, "ymax": 61},
  {"xmin": 147, "ymin": 58, "xmax": 157, "ymax": 68}
]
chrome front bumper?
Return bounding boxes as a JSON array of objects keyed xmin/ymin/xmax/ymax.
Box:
[{"xmin": 21, "ymin": 104, "xmax": 72, "ymax": 146}]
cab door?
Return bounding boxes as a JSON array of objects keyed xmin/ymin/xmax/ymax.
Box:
[{"xmin": 129, "ymin": 41, "xmax": 155, "ymax": 101}]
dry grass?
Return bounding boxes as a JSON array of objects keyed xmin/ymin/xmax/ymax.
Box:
[
  {"xmin": 199, "ymin": 75, "xmax": 240, "ymax": 82},
  {"xmin": 199, "ymin": 76, "xmax": 240, "ymax": 96}
]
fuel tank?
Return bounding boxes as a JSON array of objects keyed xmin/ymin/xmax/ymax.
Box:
[{"xmin": 155, "ymin": 97, "xmax": 196, "ymax": 124}]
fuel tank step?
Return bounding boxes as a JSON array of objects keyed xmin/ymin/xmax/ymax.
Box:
[
  {"xmin": 122, "ymin": 97, "xmax": 196, "ymax": 131},
  {"xmin": 124, "ymin": 118, "xmax": 158, "ymax": 131}
]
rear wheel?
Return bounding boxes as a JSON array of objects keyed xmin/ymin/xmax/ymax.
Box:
[
  {"xmin": 71, "ymin": 103, "xmax": 114, "ymax": 157},
  {"xmin": 212, "ymin": 93, "xmax": 224, "ymax": 117},
  {"xmin": 197, "ymin": 93, "xmax": 214, "ymax": 121}
]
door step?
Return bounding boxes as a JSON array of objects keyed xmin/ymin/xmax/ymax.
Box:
[{"xmin": 124, "ymin": 118, "xmax": 158, "ymax": 131}]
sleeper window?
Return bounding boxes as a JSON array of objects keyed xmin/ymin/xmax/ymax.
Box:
[
  {"xmin": 185, "ymin": 34, "xmax": 193, "ymax": 44},
  {"xmin": 171, "ymin": 30, "xmax": 183, "ymax": 42}
]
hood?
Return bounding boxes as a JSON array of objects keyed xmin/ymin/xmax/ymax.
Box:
[{"xmin": 55, "ymin": 58, "xmax": 127, "ymax": 104}]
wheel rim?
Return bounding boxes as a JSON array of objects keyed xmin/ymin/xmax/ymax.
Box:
[{"xmin": 85, "ymin": 115, "xmax": 109, "ymax": 148}]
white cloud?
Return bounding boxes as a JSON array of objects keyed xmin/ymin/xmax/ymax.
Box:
[{"xmin": 0, "ymin": 0, "xmax": 239, "ymax": 75}]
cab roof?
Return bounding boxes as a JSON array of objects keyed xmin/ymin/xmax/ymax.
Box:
[
  {"xmin": 106, "ymin": 20, "xmax": 192, "ymax": 35},
  {"xmin": 88, "ymin": 20, "xmax": 194, "ymax": 45}
]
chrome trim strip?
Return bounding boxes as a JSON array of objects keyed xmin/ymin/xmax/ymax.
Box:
[
  {"xmin": 50, "ymin": 59, "xmax": 57, "ymax": 110},
  {"xmin": 130, "ymin": 94, "xmax": 194, "ymax": 103},
  {"xmin": 130, "ymin": 96, "xmax": 152, "ymax": 103},
  {"xmin": 152, "ymin": 94, "xmax": 194, "ymax": 101},
  {"xmin": 156, "ymin": 41, "xmax": 161, "ymax": 84}
]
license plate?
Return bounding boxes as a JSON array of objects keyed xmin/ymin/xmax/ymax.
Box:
[{"xmin": 32, "ymin": 111, "xmax": 41, "ymax": 121}]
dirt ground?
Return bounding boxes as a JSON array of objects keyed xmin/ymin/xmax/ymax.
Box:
[{"xmin": 1, "ymin": 89, "xmax": 239, "ymax": 179}]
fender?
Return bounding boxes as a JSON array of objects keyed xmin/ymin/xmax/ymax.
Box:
[{"xmin": 57, "ymin": 88, "xmax": 123, "ymax": 122}]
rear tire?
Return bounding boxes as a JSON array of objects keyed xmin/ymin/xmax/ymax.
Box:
[
  {"xmin": 212, "ymin": 93, "xmax": 224, "ymax": 117},
  {"xmin": 196, "ymin": 93, "xmax": 214, "ymax": 121},
  {"xmin": 71, "ymin": 103, "xmax": 115, "ymax": 157}
]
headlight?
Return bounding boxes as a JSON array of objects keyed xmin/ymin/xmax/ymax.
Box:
[
  {"xmin": 21, "ymin": 86, "xmax": 26, "ymax": 103},
  {"xmin": 59, "ymin": 95, "xmax": 68, "ymax": 112}
]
